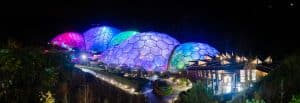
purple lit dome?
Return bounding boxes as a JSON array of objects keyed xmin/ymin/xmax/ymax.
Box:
[{"xmin": 101, "ymin": 32, "xmax": 180, "ymax": 72}]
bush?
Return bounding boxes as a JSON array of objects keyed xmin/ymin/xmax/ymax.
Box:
[
  {"xmin": 0, "ymin": 47, "xmax": 72, "ymax": 102},
  {"xmin": 180, "ymin": 81, "xmax": 216, "ymax": 103},
  {"xmin": 153, "ymin": 79, "xmax": 173, "ymax": 96},
  {"xmin": 254, "ymin": 50, "xmax": 300, "ymax": 102}
]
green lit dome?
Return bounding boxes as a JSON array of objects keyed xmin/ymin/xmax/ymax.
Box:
[
  {"xmin": 108, "ymin": 31, "xmax": 139, "ymax": 48},
  {"xmin": 168, "ymin": 42, "xmax": 219, "ymax": 72}
]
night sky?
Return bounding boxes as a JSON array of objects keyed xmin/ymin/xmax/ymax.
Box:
[{"xmin": 0, "ymin": 0, "xmax": 298, "ymax": 58}]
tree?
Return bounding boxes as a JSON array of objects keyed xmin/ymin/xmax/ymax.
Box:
[
  {"xmin": 40, "ymin": 91, "xmax": 55, "ymax": 103},
  {"xmin": 290, "ymin": 94, "xmax": 300, "ymax": 103},
  {"xmin": 0, "ymin": 45, "xmax": 72, "ymax": 102},
  {"xmin": 254, "ymin": 50, "xmax": 300, "ymax": 102},
  {"xmin": 180, "ymin": 81, "xmax": 216, "ymax": 103},
  {"xmin": 7, "ymin": 39, "xmax": 21, "ymax": 49}
]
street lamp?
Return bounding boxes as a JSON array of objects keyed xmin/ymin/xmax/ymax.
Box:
[
  {"xmin": 81, "ymin": 53, "xmax": 88, "ymax": 60},
  {"xmin": 80, "ymin": 53, "xmax": 88, "ymax": 65}
]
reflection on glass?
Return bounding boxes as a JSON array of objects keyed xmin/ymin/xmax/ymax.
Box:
[
  {"xmin": 237, "ymin": 83, "xmax": 243, "ymax": 92},
  {"xmin": 240, "ymin": 70, "xmax": 245, "ymax": 83},
  {"xmin": 188, "ymin": 68, "xmax": 268, "ymax": 96},
  {"xmin": 252, "ymin": 69, "xmax": 256, "ymax": 81},
  {"xmin": 247, "ymin": 70, "xmax": 250, "ymax": 81}
]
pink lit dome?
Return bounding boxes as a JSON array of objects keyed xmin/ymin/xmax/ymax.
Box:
[{"xmin": 51, "ymin": 32, "xmax": 85, "ymax": 50}]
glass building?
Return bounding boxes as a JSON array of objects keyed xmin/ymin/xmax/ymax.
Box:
[
  {"xmin": 50, "ymin": 26, "xmax": 220, "ymax": 72},
  {"xmin": 168, "ymin": 42, "xmax": 219, "ymax": 72},
  {"xmin": 83, "ymin": 26, "xmax": 120, "ymax": 53},
  {"xmin": 51, "ymin": 32, "xmax": 85, "ymax": 50},
  {"xmin": 101, "ymin": 32, "xmax": 180, "ymax": 72}
]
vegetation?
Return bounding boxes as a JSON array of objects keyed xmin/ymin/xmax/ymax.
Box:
[
  {"xmin": 40, "ymin": 91, "xmax": 55, "ymax": 103},
  {"xmin": 253, "ymin": 50, "xmax": 300, "ymax": 103},
  {"xmin": 153, "ymin": 79, "xmax": 173, "ymax": 96},
  {"xmin": 174, "ymin": 78, "xmax": 190, "ymax": 87},
  {"xmin": 0, "ymin": 40, "xmax": 73, "ymax": 102},
  {"xmin": 289, "ymin": 94, "xmax": 300, "ymax": 103},
  {"xmin": 0, "ymin": 40, "xmax": 147, "ymax": 103},
  {"xmin": 179, "ymin": 81, "xmax": 216, "ymax": 103},
  {"xmin": 245, "ymin": 99, "xmax": 265, "ymax": 103}
]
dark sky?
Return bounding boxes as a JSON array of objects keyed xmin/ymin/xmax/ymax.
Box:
[{"xmin": 0, "ymin": 0, "xmax": 298, "ymax": 58}]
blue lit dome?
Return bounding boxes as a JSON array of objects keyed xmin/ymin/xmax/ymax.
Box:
[
  {"xmin": 101, "ymin": 32, "xmax": 180, "ymax": 72},
  {"xmin": 168, "ymin": 42, "xmax": 219, "ymax": 72},
  {"xmin": 83, "ymin": 26, "xmax": 120, "ymax": 53}
]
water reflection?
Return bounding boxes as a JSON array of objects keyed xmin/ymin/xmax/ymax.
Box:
[{"xmin": 188, "ymin": 69, "xmax": 268, "ymax": 96}]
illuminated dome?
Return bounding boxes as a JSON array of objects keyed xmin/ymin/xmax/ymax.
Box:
[
  {"xmin": 108, "ymin": 31, "xmax": 139, "ymax": 48},
  {"xmin": 83, "ymin": 26, "xmax": 120, "ymax": 53},
  {"xmin": 102, "ymin": 32, "xmax": 180, "ymax": 72},
  {"xmin": 168, "ymin": 42, "xmax": 219, "ymax": 72},
  {"xmin": 51, "ymin": 32, "xmax": 85, "ymax": 50}
]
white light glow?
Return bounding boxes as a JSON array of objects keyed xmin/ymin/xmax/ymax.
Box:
[
  {"xmin": 81, "ymin": 54, "xmax": 88, "ymax": 60},
  {"xmin": 251, "ymin": 58, "xmax": 262, "ymax": 64},
  {"xmin": 240, "ymin": 70, "xmax": 245, "ymax": 83},
  {"xmin": 198, "ymin": 60, "xmax": 207, "ymax": 66},
  {"xmin": 264, "ymin": 56, "xmax": 272, "ymax": 64},
  {"xmin": 221, "ymin": 60, "xmax": 230, "ymax": 65},
  {"xmin": 242, "ymin": 56, "xmax": 248, "ymax": 61},
  {"xmin": 205, "ymin": 56, "xmax": 212, "ymax": 61},
  {"xmin": 75, "ymin": 65, "xmax": 140, "ymax": 95},
  {"xmin": 225, "ymin": 52, "xmax": 231, "ymax": 59},
  {"xmin": 252, "ymin": 70, "xmax": 256, "ymax": 81},
  {"xmin": 236, "ymin": 55, "xmax": 241, "ymax": 63}
]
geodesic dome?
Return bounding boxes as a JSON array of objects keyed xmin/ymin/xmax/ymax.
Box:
[
  {"xmin": 108, "ymin": 31, "xmax": 139, "ymax": 48},
  {"xmin": 168, "ymin": 42, "xmax": 219, "ymax": 72},
  {"xmin": 51, "ymin": 32, "xmax": 85, "ymax": 50},
  {"xmin": 83, "ymin": 26, "xmax": 120, "ymax": 53},
  {"xmin": 101, "ymin": 32, "xmax": 180, "ymax": 72}
]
